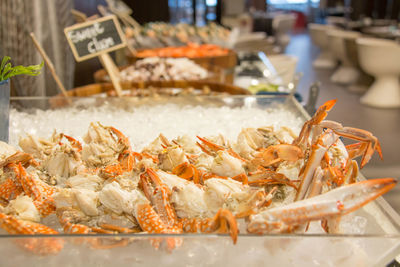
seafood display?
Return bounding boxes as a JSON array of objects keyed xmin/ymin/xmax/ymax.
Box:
[
  {"xmin": 119, "ymin": 58, "xmax": 208, "ymax": 82},
  {"xmin": 126, "ymin": 22, "xmax": 230, "ymax": 49},
  {"xmin": 0, "ymin": 100, "xmax": 396, "ymax": 256},
  {"xmin": 105, "ymin": 86, "xmax": 228, "ymax": 97},
  {"xmin": 136, "ymin": 43, "xmax": 229, "ymax": 58}
]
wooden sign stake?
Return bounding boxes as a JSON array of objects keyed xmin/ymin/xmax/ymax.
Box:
[
  {"xmin": 30, "ymin": 32, "xmax": 71, "ymax": 102},
  {"xmin": 126, "ymin": 41, "xmax": 137, "ymax": 57},
  {"xmin": 104, "ymin": 3, "xmax": 141, "ymax": 31},
  {"xmin": 98, "ymin": 53, "xmax": 123, "ymax": 96},
  {"xmin": 119, "ymin": 12, "xmax": 141, "ymax": 30}
]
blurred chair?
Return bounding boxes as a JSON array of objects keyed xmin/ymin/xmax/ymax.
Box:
[
  {"xmin": 272, "ymin": 13, "xmax": 296, "ymax": 53},
  {"xmin": 356, "ymin": 37, "xmax": 400, "ymax": 108},
  {"xmin": 326, "ymin": 16, "xmax": 347, "ymax": 27},
  {"xmin": 327, "ymin": 29, "xmax": 361, "ymax": 85},
  {"xmin": 309, "ymin": 23, "xmax": 337, "ymax": 69},
  {"xmin": 344, "ymin": 36, "xmax": 374, "ymax": 94}
]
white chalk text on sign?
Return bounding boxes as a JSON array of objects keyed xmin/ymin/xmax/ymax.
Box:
[{"xmin": 64, "ymin": 15, "xmax": 126, "ymax": 62}]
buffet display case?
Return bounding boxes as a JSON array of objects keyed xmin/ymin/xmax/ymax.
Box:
[{"xmin": 3, "ymin": 95, "xmax": 400, "ymax": 267}]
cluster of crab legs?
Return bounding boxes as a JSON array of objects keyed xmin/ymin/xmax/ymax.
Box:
[{"xmin": 0, "ymin": 100, "xmax": 396, "ymax": 255}]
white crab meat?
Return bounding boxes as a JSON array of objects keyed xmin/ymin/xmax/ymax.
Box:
[
  {"xmin": 136, "ymin": 157, "xmax": 158, "ymax": 170},
  {"xmin": 276, "ymin": 161, "xmax": 303, "ymax": 181},
  {"xmin": 0, "ymin": 141, "xmax": 17, "ymax": 159},
  {"xmin": 194, "ymin": 153, "xmax": 214, "ymax": 170},
  {"xmin": 171, "ymin": 183, "xmax": 210, "ymax": 218},
  {"xmin": 155, "ymin": 170, "xmax": 189, "ymax": 189},
  {"xmin": 99, "ymin": 181, "xmax": 148, "ymax": 215},
  {"xmin": 155, "ymin": 171, "xmax": 210, "ymax": 218},
  {"xmin": 67, "ymin": 173, "xmax": 104, "ymax": 191},
  {"xmin": 159, "ymin": 146, "xmax": 188, "ymax": 171},
  {"xmin": 327, "ymin": 139, "xmax": 349, "ymax": 168},
  {"xmin": 113, "ymin": 172, "xmax": 140, "ymax": 191},
  {"xmin": 233, "ymin": 129, "xmax": 258, "ymax": 159},
  {"xmin": 73, "ymin": 189, "xmax": 99, "ymax": 216},
  {"xmin": 53, "ymin": 188, "xmax": 76, "ymax": 209},
  {"xmin": 204, "ymin": 178, "xmax": 256, "ymax": 214},
  {"xmin": 18, "ymin": 133, "xmax": 57, "ymax": 158},
  {"xmin": 141, "ymin": 135, "xmax": 164, "ymax": 155},
  {"xmin": 5, "ymin": 195, "xmax": 40, "ymax": 222},
  {"xmin": 81, "ymin": 143, "xmax": 119, "ymax": 168},
  {"xmin": 53, "ymin": 188, "xmax": 98, "ymax": 216},
  {"xmin": 211, "ymin": 150, "xmax": 244, "ymax": 177},
  {"xmin": 42, "ymin": 145, "xmax": 83, "ymax": 179},
  {"xmin": 274, "ymin": 127, "xmax": 297, "ymax": 144},
  {"xmin": 174, "ymin": 135, "xmax": 201, "ymax": 154},
  {"xmin": 84, "ymin": 122, "xmax": 116, "ymax": 147},
  {"xmin": 82, "ymin": 122, "xmax": 124, "ymax": 167}
]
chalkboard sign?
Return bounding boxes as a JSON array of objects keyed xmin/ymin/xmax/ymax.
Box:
[{"xmin": 64, "ymin": 15, "xmax": 126, "ymax": 62}]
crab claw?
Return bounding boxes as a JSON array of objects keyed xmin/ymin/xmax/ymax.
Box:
[
  {"xmin": 179, "ymin": 208, "xmax": 238, "ymax": 244},
  {"xmin": 247, "ymin": 178, "xmax": 397, "ymax": 234},
  {"xmin": 17, "ymin": 163, "xmax": 57, "ymax": 217},
  {"xmin": 293, "ymin": 99, "xmax": 337, "ymax": 148},
  {"xmin": 61, "ymin": 134, "xmax": 82, "ymax": 152},
  {"xmin": 197, "ymin": 136, "xmax": 245, "ymax": 162},
  {"xmin": 0, "ymin": 151, "xmax": 39, "ymax": 168},
  {"xmin": 196, "ymin": 136, "xmax": 225, "ymax": 153},
  {"xmin": 0, "ymin": 213, "xmax": 64, "ymax": 255},
  {"xmin": 172, "ymin": 162, "xmax": 201, "ymax": 183}
]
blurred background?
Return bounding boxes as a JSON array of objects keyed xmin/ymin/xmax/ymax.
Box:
[{"xmin": 1, "ymin": 0, "xmax": 399, "ymax": 211}]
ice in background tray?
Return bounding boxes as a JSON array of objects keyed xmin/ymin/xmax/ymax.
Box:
[{"xmin": 4, "ymin": 95, "xmax": 400, "ymax": 267}]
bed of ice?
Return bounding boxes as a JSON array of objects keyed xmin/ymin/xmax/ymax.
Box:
[
  {"xmin": 9, "ymin": 102, "xmax": 304, "ymax": 150},
  {"xmin": 5, "ymin": 100, "xmax": 400, "ymax": 266}
]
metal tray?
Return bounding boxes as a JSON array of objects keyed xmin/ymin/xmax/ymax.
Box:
[{"xmin": 3, "ymin": 95, "xmax": 400, "ymax": 267}]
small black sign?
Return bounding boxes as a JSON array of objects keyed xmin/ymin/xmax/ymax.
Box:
[{"xmin": 64, "ymin": 15, "xmax": 126, "ymax": 62}]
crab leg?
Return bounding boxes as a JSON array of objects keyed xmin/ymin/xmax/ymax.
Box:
[
  {"xmin": 319, "ymin": 120, "xmax": 383, "ymax": 168},
  {"xmin": 135, "ymin": 203, "xmax": 180, "ymax": 233},
  {"xmin": 139, "ymin": 168, "xmax": 185, "ymax": 250},
  {"xmin": 57, "ymin": 207, "xmax": 135, "ymax": 236},
  {"xmin": 172, "ymin": 162, "xmax": 234, "ymax": 184},
  {"xmin": 56, "ymin": 208, "xmax": 133, "ymax": 250},
  {"xmin": 0, "ymin": 164, "xmax": 24, "ymax": 202},
  {"xmin": 135, "ymin": 203, "xmax": 182, "ymax": 250},
  {"xmin": 17, "ymin": 163, "xmax": 57, "ymax": 217},
  {"xmin": 307, "ymin": 167, "xmax": 325, "ymax": 198},
  {"xmin": 197, "ymin": 136, "xmax": 245, "ymax": 161},
  {"xmin": 344, "ymin": 160, "xmax": 359, "ymax": 184},
  {"xmin": 248, "ymin": 169, "xmax": 299, "ymax": 190},
  {"xmin": 296, "ymin": 130, "xmax": 338, "ymax": 201},
  {"xmin": 0, "ymin": 176, "xmax": 23, "ymax": 202},
  {"xmin": 60, "ymin": 134, "xmax": 82, "ymax": 152},
  {"xmin": 139, "ymin": 169, "xmax": 239, "ymax": 245},
  {"xmin": 0, "ymin": 153, "xmax": 40, "ymax": 202},
  {"xmin": 251, "ymin": 144, "xmax": 304, "ymax": 168},
  {"xmin": 247, "ymin": 178, "xmax": 397, "ymax": 234},
  {"xmin": 0, "ymin": 213, "xmax": 63, "ymax": 255},
  {"xmin": 179, "ymin": 209, "xmax": 238, "ymax": 244},
  {"xmin": 143, "ymin": 168, "xmax": 179, "ymax": 227},
  {"xmin": 108, "ymin": 126, "xmax": 135, "ymax": 172},
  {"xmin": 0, "ymin": 151, "xmax": 38, "ymax": 168},
  {"xmin": 172, "ymin": 162, "xmax": 201, "ymax": 183},
  {"xmin": 293, "ymin": 99, "xmax": 336, "ymax": 149}
]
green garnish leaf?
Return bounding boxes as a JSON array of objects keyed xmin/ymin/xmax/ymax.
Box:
[{"xmin": 0, "ymin": 56, "xmax": 44, "ymax": 81}]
